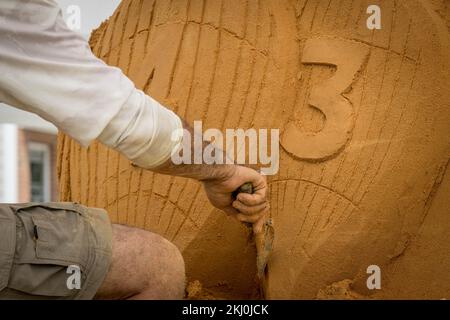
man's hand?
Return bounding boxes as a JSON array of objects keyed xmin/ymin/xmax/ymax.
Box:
[
  {"xmin": 151, "ymin": 121, "xmax": 269, "ymax": 232},
  {"xmin": 202, "ymin": 165, "xmax": 269, "ymax": 233}
]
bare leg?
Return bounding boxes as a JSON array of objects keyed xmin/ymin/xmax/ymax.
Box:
[{"xmin": 94, "ymin": 224, "xmax": 185, "ymax": 300}]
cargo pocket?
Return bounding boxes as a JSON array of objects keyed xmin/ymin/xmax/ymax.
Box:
[
  {"xmin": 8, "ymin": 203, "xmax": 90, "ymax": 297},
  {"xmin": 0, "ymin": 208, "xmax": 16, "ymax": 292}
]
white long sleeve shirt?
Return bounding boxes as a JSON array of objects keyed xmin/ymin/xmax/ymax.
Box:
[{"xmin": 0, "ymin": 0, "xmax": 183, "ymax": 168}]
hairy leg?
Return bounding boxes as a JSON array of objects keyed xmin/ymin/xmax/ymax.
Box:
[{"xmin": 95, "ymin": 224, "xmax": 185, "ymax": 300}]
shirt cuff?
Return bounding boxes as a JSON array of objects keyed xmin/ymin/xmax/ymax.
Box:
[{"xmin": 98, "ymin": 89, "xmax": 183, "ymax": 169}]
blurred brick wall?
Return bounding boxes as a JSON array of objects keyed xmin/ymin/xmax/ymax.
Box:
[{"xmin": 20, "ymin": 129, "xmax": 58, "ymax": 202}]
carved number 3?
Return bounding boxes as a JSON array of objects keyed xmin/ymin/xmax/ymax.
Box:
[{"xmin": 281, "ymin": 38, "xmax": 369, "ymax": 161}]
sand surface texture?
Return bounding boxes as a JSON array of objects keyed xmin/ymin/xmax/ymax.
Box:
[{"xmin": 57, "ymin": 0, "xmax": 450, "ymax": 299}]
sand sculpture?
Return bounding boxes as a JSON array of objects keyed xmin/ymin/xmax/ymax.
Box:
[{"xmin": 57, "ymin": 0, "xmax": 450, "ymax": 299}]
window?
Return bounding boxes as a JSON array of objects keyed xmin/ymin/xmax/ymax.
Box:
[{"xmin": 28, "ymin": 142, "xmax": 51, "ymax": 202}]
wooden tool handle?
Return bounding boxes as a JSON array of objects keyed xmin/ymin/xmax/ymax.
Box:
[{"xmin": 232, "ymin": 182, "xmax": 254, "ymax": 199}]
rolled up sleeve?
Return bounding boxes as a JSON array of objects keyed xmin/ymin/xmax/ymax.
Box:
[{"xmin": 0, "ymin": 0, "xmax": 182, "ymax": 168}]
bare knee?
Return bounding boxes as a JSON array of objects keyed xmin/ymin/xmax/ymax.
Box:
[
  {"xmin": 136, "ymin": 229, "xmax": 186, "ymax": 299},
  {"xmin": 96, "ymin": 224, "xmax": 185, "ymax": 300}
]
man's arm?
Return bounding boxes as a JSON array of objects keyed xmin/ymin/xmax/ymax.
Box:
[
  {"xmin": 0, "ymin": 1, "xmax": 183, "ymax": 168},
  {"xmin": 151, "ymin": 121, "xmax": 269, "ymax": 232},
  {"xmin": 0, "ymin": 0, "xmax": 268, "ymax": 227}
]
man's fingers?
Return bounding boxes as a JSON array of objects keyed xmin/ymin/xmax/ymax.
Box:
[
  {"xmin": 239, "ymin": 166, "xmax": 266, "ymax": 192},
  {"xmin": 252, "ymin": 213, "xmax": 267, "ymax": 234},
  {"xmin": 232, "ymin": 200, "xmax": 268, "ymax": 215},
  {"xmin": 237, "ymin": 193, "xmax": 266, "ymax": 206},
  {"xmin": 236, "ymin": 211, "xmax": 265, "ymax": 224},
  {"xmin": 238, "ymin": 208, "xmax": 269, "ymax": 234},
  {"xmin": 252, "ymin": 173, "xmax": 267, "ymax": 192}
]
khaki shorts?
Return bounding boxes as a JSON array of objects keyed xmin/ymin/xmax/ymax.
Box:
[{"xmin": 0, "ymin": 202, "xmax": 112, "ymax": 300}]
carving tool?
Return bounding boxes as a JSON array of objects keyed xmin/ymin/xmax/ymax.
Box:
[{"xmin": 233, "ymin": 182, "xmax": 274, "ymax": 299}]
